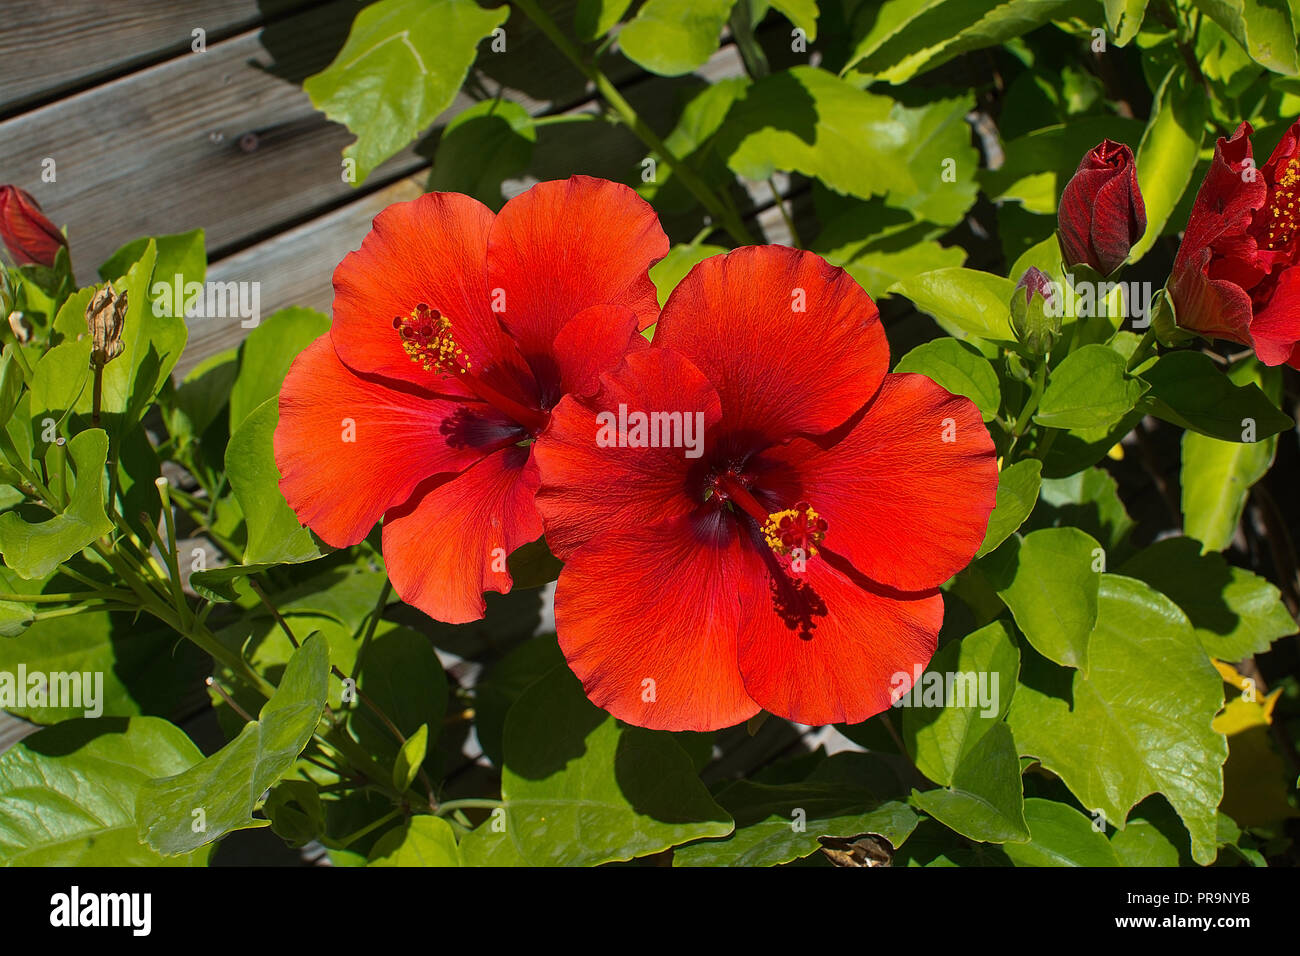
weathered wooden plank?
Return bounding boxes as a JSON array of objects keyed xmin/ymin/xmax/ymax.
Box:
[
  {"xmin": 0, "ymin": 0, "xmax": 616, "ymax": 285},
  {"xmin": 0, "ymin": 0, "xmax": 287, "ymax": 115}
]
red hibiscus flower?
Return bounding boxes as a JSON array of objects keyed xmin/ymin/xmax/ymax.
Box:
[
  {"xmin": 274, "ymin": 176, "xmax": 667, "ymax": 623},
  {"xmin": 534, "ymin": 246, "xmax": 999, "ymax": 731},
  {"xmin": 1168, "ymin": 120, "xmax": 1300, "ymax": 369},
  {"xmin": 0, "ymin": 185, "xmax": 67, "ymax": 268}
]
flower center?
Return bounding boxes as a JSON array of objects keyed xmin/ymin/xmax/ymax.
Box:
[
  {"xmin": 714, "ymin": 474, "xmax": 828, "ymax": 563},
  {"xmin": 393, "ymin": 303, "xmax": 472, "ymax": 375},
  {"xmin": 761, "ymin": 503, "xmax": 827, "ymax": 558},
  {"xmin": 1263, "ymin": 156, "xmax": 1300, "ymax": 250},
  {"xmin": 394, "ymin": 302, "xmax": 549, "ymax": 435}
]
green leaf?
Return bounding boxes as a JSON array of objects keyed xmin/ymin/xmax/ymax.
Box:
[
  {"xmin": 349, "ymin": 626, "xmax": 448, "ymax": 763},
  {"xmin": 575, "ymin": 0, "xmax": 635, "ymax": 39},
  {"xmin": 226, "ymin": 397, "xmax": 323, "ymax": 566},
  {"xmin": 99, "ymin": 229, "xmax": 206, "ymax": 290},
  {"xmin": 505, "ymin": 535, "xmax": 563, "ymax": 589},
  {"xmin": 618, "ymin": 0, "xmax": 734, "ymax": 76},
  {"xmin": 429, "ymin": 100, "xmax": 537, "ymax": 210},
  {"xmin": 890, "ymin": 268, "xmax": 1017, "ymax": 342},
  {"xmin": 189, "ymin": 561, "xmax": 282, "ymax": 603},
  {"xmin": 1109, "ymin": 802, "xmax": 1188, "ymax": 866},
  {"xmin": 0, "ymin": 429, "xmax": 113, "ymax": 579},
  {"xmin": 976, "ymin": 459, "xmax": 1042, "ymax": 558},
  {"xmin": 1002, "ymin": 798, "xmax": 1121, "ymax": 866},
  {"xmin": 1129, "ymin": 67, "xmax": 1208, "ymax": 260},
  {"xmin": 840, "ymin": 240, "xmax": 968, "ymax": 301},
  {"xmin": 894, "ymin": 338, "xmax": 1001, "ymax": 421},
  {"xmin": 1191, "ymin": 0, "xmax": 1299, "ymax": 75},
  {"xmin": 902, "ymin": 620, "xmax": 1019, "ymax": 787},
  {"xmin": 675, "ymin": 766, "xmax": 916, "ymax": 867},
  {"xmin": 1035, "ymin": 345, "xmax": 1148, "ymax": 431},
  {"xmin": 1178, "ymin": 356, "xmax": 1282, "ymax": 550},
  {"xmin": 138, "ymin": 633, "xmax": 330, "ymax": 855},
  {"xmin": 303, "ymin": 0, "xmax": 509, "ymax": 184},
  {"xmin": 1007, "ymin": 575, "xmax": 1228, "ymax": 864},
  {"xmin": 392, "ymin": 724, "xmax": 429, "ymax": 794},
  {"xmin": 982, "ymin": 527, "xmax": 1102, "ymax": 671},
  {"xmin": 1120, "ymin": 536, "xmax": 1297, "ymax": 660},
  {"xmin": 0, "ymin": 610, "xmax": 204, "ymax": 721},
  {"xmin": 911, "ymin": 722, "xmax": 1030, "ymax": 844},
  {"xmin": 229, "ymin": 307, "xmax": 330, "ymax": 431},
  {"xmin": 1139, "ymin": 350, "xmax": 1293, "ymax": 441},
  {"xmin": 0, "ymin": 601, "xmax": 33, "ymax": 637},
  {"xmin": 169, "ymin": 350, "xmax": 238, "ymax": 443},
  {"xmin": 770, "ymin": 0, "xmax": 820, "ymax": 38},
  {"xmin": 1104, "ymin": 0, "xmax": 1149, "ymax": 44},
  {"xmin": 459, "ymin": 666, "xmax": 732, "ymax": 865},
  {"xmin": 1030, "ymin": 467, "xmax": 1135, "ymax": 555},
  {"xmin": 368, "ymin": 815, "xmax": 463, "ymax": 866},
  {"xmin": 0, "ymin": 348, "xmax": 24, "ymax": 428},
  {"xmin": 473, "ymin": 633, "xmax": 566, "ymax": 767},
  {"xmin": 844, "ymin": 0, "xmax": 1078, "ymax": 82},
  {"xmin": 0, "ymin": 717, "xmax": 210, "ymax": 866}
]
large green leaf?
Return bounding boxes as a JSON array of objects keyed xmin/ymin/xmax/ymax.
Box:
[
  {"xmin": 844, "ymin": 0, "xmax": 1077, "ymax": 81},
  {"xmin": 303, "ymin": 0, "xmax": 509, "ymax": 183},
  {"xmin": 368, "ymin": 814, "xmax": 462, "ymax": 866},
  {"xmin": 1003, "ymin": 798, "xmax": 1121, "ymax": 866},
  {"xmin": 226, "ymin": 397, "xmax": 323, "ymax": 566},
  {"xmin": 459, "ymin": 667, "xmax": 732, "ymax": 865},
  {"xmin": 1008, "ymin": 575, "xmax": 1227, "ymax": 864},
  {"xmin": 719, "ymin": 68, "xmax": 976, "ymax": 222},
  {"xmin": 429, "ymin": 100, "xmax": 537, "ymax": 210},
  {"xmin": 982, "ymin": 527, "xmax": 1102, "ymax": 671},
  {"xmin": 1191, "ymin": 0, "xmax": 1299, "ymax": 75},
  {"xmin": 138, "ymin": 634, "xmax": 330, "ymax": 855},
  {"xmin": 1035, "ymin": 345, "xmax": 1148, "ymax": 431},
  {"xmin": 229, "ymin": 307, "xmax": 330, "ymax": 431},
  {"xmin": 1129, "ymin": 67, "xmax": 1208, "ymax": 260},
  {"xmin": 894, "ymin": 338, "xmax": 1000, "ymax": 421},
  {"xmin": 976, "ymin": 459, "xmax": 1042, "ymax": 558},
  {"xmin": 1139, "ymin": 350, "xmax": 1293, "ymax": 441},
  {"xmin": 0, "ymin": 717, "xmax": 210, "ymax": 866},
  {"xmin": 1179, "ymin": 359, "xmax": 1281, "ymax": 550},
  {"xmin": 0, "ymin": 429, "xmax": 113, "ymax": 579},
  {"xmin": 1030, "ymin": 467, "xmax": 1134, "ymax": 555},
  {"xmin": 1120, "ymin": 537, "xmax": 1297, "ymax": 660},
  {"xmin": 911, "ymin": 722, "xmax": 1030, "ymax": 844},
  {"xmin": 618, "ymin": 0, "xmax": 734, "ymax": 76},
  {"xmin": 890, "ymin": 268, "xmax": 1017, "ymax": 342},
  {"xmin": 1104, "ymin": 0, "xmax": 1150, "ymax": 44},
  {"xmin": 902, "ymin": 620, "xmax": 1019, "ymax": 787}
]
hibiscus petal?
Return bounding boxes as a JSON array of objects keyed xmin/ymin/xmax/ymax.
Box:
[
  {"xmin": 535, "ymin": 347, "xmax": 722, "ymax": 561},
  {"xmin": 329, "ymin": 191, "xmax": 537, "ymax": 403},
  {"xmin": 486, "ymin": 176, "xmax": 668, "ymax": 390},
  {"xmin": 653, "ymin": 245, "xmax": 888, "ymax": 441},
  {"xmin": 553, "ymin": 509, "xmax": 761, "ymax": 732},
  {"xmin": 381, "ymin": 445, "xmax": 542, "ymax": 625},
  {"xmin": 761, "ymin": 373, "xmax": 997, "ymax": 592},
  {"xmin": 736, "ymin": 545, "xmax": 943, "ymax": 727},
  {"xmin": 550, "ymin": 303, "xmax": 647, "ymax": 400},
  {"xmin": 1250, "ymin": 265, "xmax": 1300, "ymax": 366},
  {"xmin": 275, "ymin": 337, "xmax": 521, "ymax": 548}
]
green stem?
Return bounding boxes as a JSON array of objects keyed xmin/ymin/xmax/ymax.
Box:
[
  {"xmin": 512, "ymin": 0, "xmax": 756, "ymax": 245},
  {"xmin": 1125, "ymin": 326, "xmax": 1159, "ymax": 372},
  {"xmin": 434, "ymin": 798, "xmax": 503, "ymax": 816},
  {"xmin": 767, "ymin": 177, "xmax": 801, "ymax": 248}
]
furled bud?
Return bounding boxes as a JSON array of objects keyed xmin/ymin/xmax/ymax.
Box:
[
  {"xmin": 0, "ymin": 185, "xmax": 67, "ymax": 268},
  {"xmin": 86, "ymin": 284, "xmax": 127, "ymax": 368},
  {"xmin": 1010, "ymin": 266, "xmax": 1061, "ymax": 356},
  {"xmin": 1057, "ymin": 140, "xmax": 1146, "ymax": 276}
]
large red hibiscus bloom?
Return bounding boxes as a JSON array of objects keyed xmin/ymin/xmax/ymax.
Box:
[
  {"xmin": 534, "ymin": 246, "xmax": 998, "ymax": 731},
  {"xmin": 275, "ymin": 176, "xmax": 667, "ymax": 623},
  {"xmin": 1168, "ymin": 119, "xmax": 1300, "ymax": 368}
]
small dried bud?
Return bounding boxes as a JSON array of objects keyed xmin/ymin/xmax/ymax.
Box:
[
  {"xmin": 86, "ymin": 284, "xmax": 127, "ymax": 368},
  {"xmin": 8, "ymin": 310, "xmax": 32, "ymax": 344}
]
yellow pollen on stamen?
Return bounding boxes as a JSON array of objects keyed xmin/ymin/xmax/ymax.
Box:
[
  {"xmin": 1263, "ymin": 157, "xmax": 1300, "ymax": 250},
  {"xmin": 392, "ymin": 303, "xmax": 473, "ymax": 375},
  {"xmin": 761, "ymin": 502, "xmax": 827, "ymax": 559}
]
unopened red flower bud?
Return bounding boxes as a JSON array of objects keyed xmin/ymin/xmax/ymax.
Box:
[
  {"xmin": 1057, "ymin": 140, "xmax": 1146, "ymax": 277},
  {"xmin": 86, "ymin": 284, "xmax": 127, "ymax": 368},
  {"xmin": 0, "ymin": 185, "xmax": 67, "ymax": 268}
]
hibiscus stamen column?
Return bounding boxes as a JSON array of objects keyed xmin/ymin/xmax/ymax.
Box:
[
  {"xmin": 714, "ymin": 474, "xmax": 828, "ymax": 561},
  {"xmin": 393, "ymin": 302, "xmax": 549, "ymax": 434}
]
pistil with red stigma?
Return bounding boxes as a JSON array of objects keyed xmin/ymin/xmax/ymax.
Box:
[
  {"xmin": 714, "ymin": 474, "xmax": 827, "ymax": 562},
  {"xmin": 394, "ymin": 303, "xmax": 549, "ymax": 434}
]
